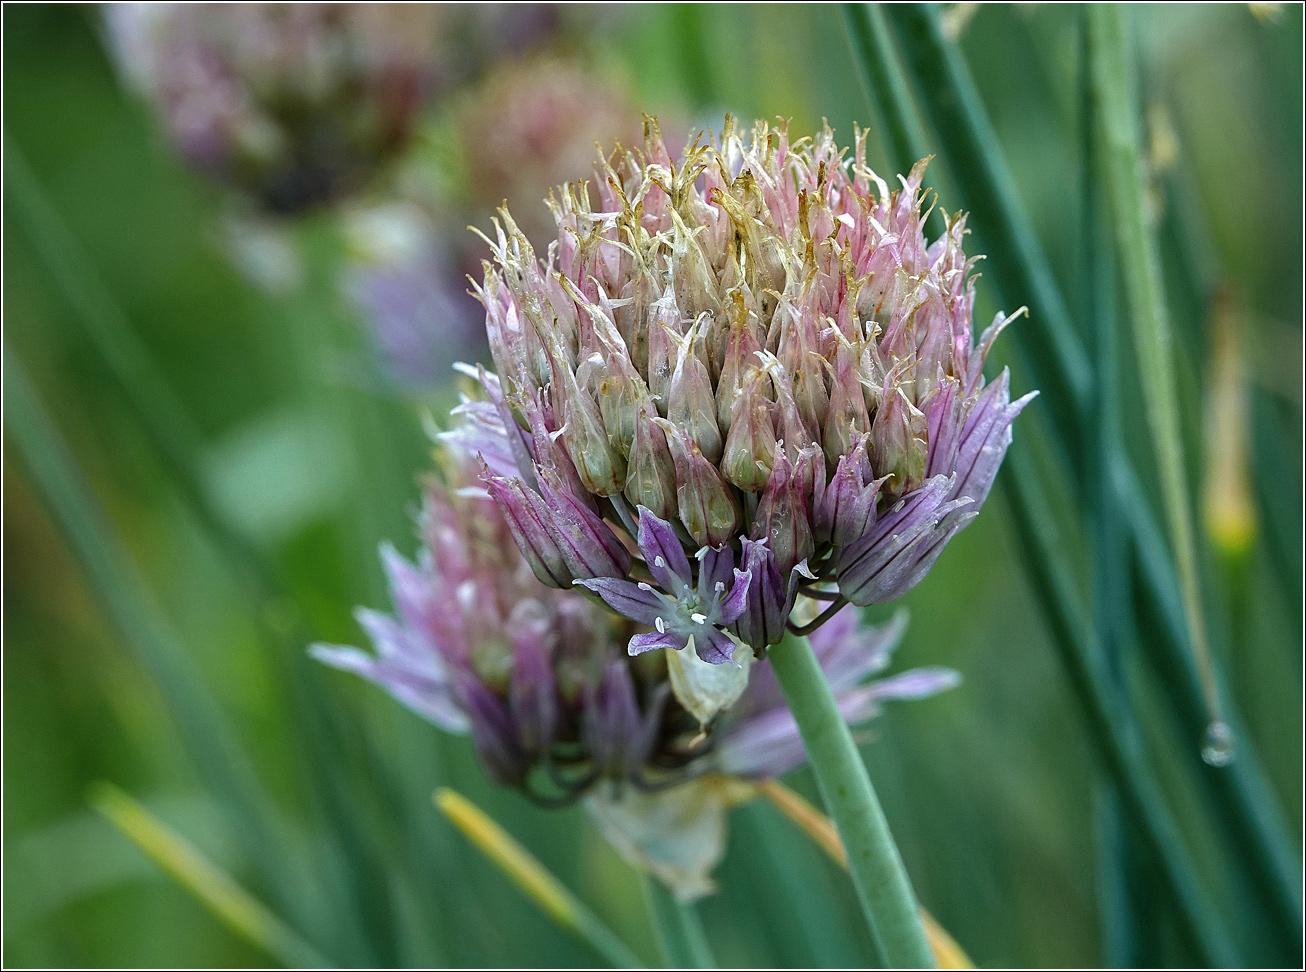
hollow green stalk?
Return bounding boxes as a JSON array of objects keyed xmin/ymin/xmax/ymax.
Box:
[
  {"xmin": 767, "ymin": 630, "xmax": 935, "ymax": 968},
  {"xmin": 642, "ymin": 876, "xmax": 716, "ymax": 969}
]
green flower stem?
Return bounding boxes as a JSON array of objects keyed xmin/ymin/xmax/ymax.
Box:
[
  {"xmin": 768, "ymin": 630, "xmax": 935, "ymax": 968},
  {"xmin": 643, "ymin": 876, "xmax": 716, "ymax": 969}
]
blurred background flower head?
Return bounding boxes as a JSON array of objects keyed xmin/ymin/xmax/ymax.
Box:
[{"xmin": 103, "ymin": 2, "xmax": 449, "ymax": 215}]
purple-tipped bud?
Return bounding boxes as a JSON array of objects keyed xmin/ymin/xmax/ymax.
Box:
[
  {"xmin": 731, "ymin": 538, "xmax": 800, "ymax": 649},
  {"xmin": 666, "ymin": 318, "xmax": 723, "ymax": 465},
  {"xmin": 836, "ymin": 476, "xmax": 970, "ymax": 606},
  {"xmin": 814, "ymin": 435, "xmax": 885, "ymax": 549},
  {"xmin": 508, "ymin": 607, "xmax": 559, "ymax": 754},
  {"xmin": 750, "ymin": 450, "xmax": 815, "ymax": 574},
  {"xmin": 721, "ymin": 365, "xmax": 778, "ymax": 492},
  {"xmin": 949, "ymin": 369, "xmax": 1037, "ymax": 508},
  {"xmin": 823, "ymin": 339, "xmax": 871, "ymax": 468},
  {"xmin": 582, "ymin": 660, "xmax": 647, "ymax": 778},
  {"xmin": 483, "ymin": 472, "xmax": 572, "ymax": 588},
  {"xmin": 556, "ymin": 364, "xmax": 628, "ymax": 497},
  {"xmin": 869, "ymin": 381, "xmax": 929, "ymax": 498},
  {"xmin": 715, "ymin": 295, "xmax": 764, "ymax": 434},
  {"xmin": 536, "ymin": 468, "xmax": 632, "ymax": 581},
  {"xmin": 624, "ymin": 404, "xmax": 679, "ymax": 521},
  {"xmin": 459, "ymin": 675, "xmax": 529, "ymax": 786}
]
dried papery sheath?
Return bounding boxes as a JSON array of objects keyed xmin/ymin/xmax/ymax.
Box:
[{"xmin": 467, "ymin": 115, "xmax": 1035, "ymax": 662}]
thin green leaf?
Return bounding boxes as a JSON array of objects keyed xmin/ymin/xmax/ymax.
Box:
[
  {"xmin": 642, "ymin": 875, "xmax": 716, "ymax": 969},
  {"xmin": 879, "ymin": 4, "xmax": 1094, "ymax": 469},
  {"xmin": 1000, "ymin": 446, "xmax": 1238, "ymax": 968},
  {"xmin": 2, "ymin": 347, "xmax": 301, "ymax": 930},
  {"xmin": 1085, "ymin": 3, "xmax": 1226, "ymax": 759},
  {"xmin": 880, "ymin": 4, "xmax": 1300, "ymax": 950},
  {"xmin": 842, "ymin": 4, "xmax": 930, "ymax": 171},
  {"xmin": 1075, "ymin": 10, "xmax": 1139, "ymax": 965},
  {"xmin": 435, "ymin": 788, "xmax": 645, "ymax": 969},
  {"xmin": 2, "ymin": 138, "xmax": 274, "ymax": 593},
  {"xmin": 90, "ymin": 782, "xmax": 330, "ymax": 969}
]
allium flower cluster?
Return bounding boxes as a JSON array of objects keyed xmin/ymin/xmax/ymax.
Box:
[
  {"xmin": 104, "ymin": 3, "xmax": 446, "ymax": 213},
  {"xmin": 312, "ymin": 420, "xmax": 954, "ymax": 803},
  {"xmin": 313, "ymin": 418, "xmax": 956, "ymax": 893},
  {"xmin": 474, "ymin": 116, "xmax": 1034, "ymax": 665}
]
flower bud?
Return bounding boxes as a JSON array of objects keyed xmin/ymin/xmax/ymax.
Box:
[
  {"xmin": 665, "ymin": 317, "xmax": 723, "ymax": 465},
  {"xmin": 720, "ymin": 365, "xmax": 778, "ymax": 492},
  {"xmin": 822, "ymin": 338, "xmax": 871, "ymax": 468},
  {"xmin": 482, "ymin": 473, "xmax": 572, "ymax": 588},
  {"xmin": 869, "ymin": 382, "xmax": 929, "ymax": 498},
  {"xmin": 656, "ymin": 420, "xmax": 741, "ymax": 548},
  {"xmin": 750, "ymin": 450, "xmax": 815, "ymax": 574},
  {"xmin": 624, "ymin": 405, "xmax": 679, "ymax": 521}
]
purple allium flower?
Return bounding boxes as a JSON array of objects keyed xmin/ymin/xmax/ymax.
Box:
[
  {"xmin": 586, "ymin": 606, "xmax": 957, "ymax": 899},
  {"xmin": 312, "ymin": 407, "xmax": 955, "ymax": 814},
  {"xmin": 577, "ymin": 509, "xmax": 751, "ymax": 665},
  {"xmin": 104, "ymin": 3, "xmax": 447, "ymax": 213},
  {"xmin": 466, "ymin": 116, "xmax": 1036, "ymax": 662}
]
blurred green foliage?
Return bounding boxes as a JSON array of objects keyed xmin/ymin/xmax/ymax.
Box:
[{"xmin": 4, "ymin": 4, "xmax": 1300, "ymax": 968}]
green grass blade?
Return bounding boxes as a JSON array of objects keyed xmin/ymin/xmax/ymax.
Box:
[
  {"xmin": 842, "ymin": 4, "xmax": 930, "ymax": 171},
  {"xmin": 3, "ymin": 347, "xmax": 303, "ymax": 931},
  {"xmin": 880, "ymin": 3, "xmax": 1301, "ymax": 947},
  {"xmin": 1116, "ymin": 458, "xmax": 1304, "ymax": 952},
  {"xmin": 880, "ymin": 4, "xmax": 1093, "ymax": 469},
  {"xmin": 2, "ymin": 139, "xmax": 274, "ymax": 592},
  {"xmin": 642, "ymin": 875, "xmax": 716, "ymax": 969},
  {"xmin": 1085, "ymin": 3, "xmax": 1227, "ymax": 761},
  {"xmin": 1074, "ymin": 10, "xmax": 1139, "ymax": 965},
  {"xmin": 434, "ymin": 788, "xmax": 645, "ymax": 969},
  {"xmin": 1000, "ymin": 447, "xmax": 1238, "ymax": 968},
  {"xmin": 90, "ymin": 782, "xmax": 330, "ymax": 969},
  {"xmin": 6, "ymin": 149, "xmax": 420, "ymax": 963}
]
